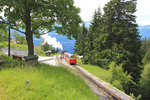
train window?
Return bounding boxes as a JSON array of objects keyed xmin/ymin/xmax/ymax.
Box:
[
  {"xmin": 65, "ymin": 54, "xmax": 69, "ymax": 58},
  {"xmin": 70, "ymin": 56, "xmax": 73, "ymax": 60},
  {"xmin": 70, "ymin": 55, "xmax": 76, "ymax": 60}
]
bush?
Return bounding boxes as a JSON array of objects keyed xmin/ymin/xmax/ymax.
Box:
[
  {"xmin": 0, "ymin": 54, "xmax": 26, "ymax": 69},
  {"xmin": 129, "ymin": 93, "xmax": 141, "ymax": 100},
  {"xmin": 140, "ymin": 63, "xmax": 150, "ymax": 100},
  {"xmin": 109, "ymin": 62, "xmax": 135, "ymax": 93},
  {"xmin": 112, "ymin": 80, "xmax": 123, "ymax": 91},
  {"xmin": 41, "ymin": 42, "xmax": 55, "ymax": 53},
  {"xmin": 142, "ymin": 48, "xmax": 150, "ymax": 64}
]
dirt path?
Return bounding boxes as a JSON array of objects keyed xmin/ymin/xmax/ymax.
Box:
[{"xmin": 38, "ymin": 56, "xmax": 59, "ymax": 66}]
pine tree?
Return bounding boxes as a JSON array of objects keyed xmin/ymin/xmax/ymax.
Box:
[
  {"xmin": 56, "ymin": 48, "xmax": 59, "ymax": 53},
  {"xmin": 140, "ymin": 63, "xmax": 150, "ymax": 100},
  {"xmin": 42, "ymin": 42, "xmax": 50, "ymax": 52},
  {"xmin": 83, "ymin": 7, "xmax": 104, "ymax": 64},
  {"xmin": 142, "ymin": 48, "xmax": 150, "ymax": 64},
  {"xmin": 103, "ymin": 0, "xmax": 142, "ymax": 93},
  {"xmin": 141, "ymin": 37, "xmax": 150, "ymax": 64},
  {"xmin": 74, "ymin": 23, "xmax": 88, "ymax": 55}
]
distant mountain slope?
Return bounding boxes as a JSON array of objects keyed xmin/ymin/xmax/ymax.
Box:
[
  {"xmin": 33, "ymin": 31, "xmax": 75, "ymax": 54},
  {"xmin": 139, "ymin": 25, "xmax": 150, "ymax": 39},
  {"xmin": 0, "ymin": 42, "xmax": 45, "ymax": 56},
  {"xmin": 10, "ymin": 23, "xmax": 150, "ymax": 54}
]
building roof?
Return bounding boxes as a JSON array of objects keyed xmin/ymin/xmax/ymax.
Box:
[{"xmin": 45, "ymin": 50, "xmax": 52, "ymax": 53}]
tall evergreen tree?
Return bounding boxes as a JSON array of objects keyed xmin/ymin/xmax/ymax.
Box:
[
  {"xmin": 103, "ymin": 0, "xmax": 142, "ymax": 93},
  {"xmin": 140, "ymin": 63, "xmax": 150, "ymax": 100},
  {"xmin": 83, "ymin": 7, "xmax": 104, "ymax": 64},
  {"xmin": 83, "ymin": 0, "xmax": 142, "ymax": 94},
  {"xmin": 74, "ymin": 23, "xmax": 88, "ymax": 55},
  {"xmin": 141, "ymin": 37, "xmax": 150, "ymax": 64},
  {"xmin": 142, "ymin": 37, "xmax": 150, "ymax": 53},
  {"xmin": 42, "ymin": 42, "xmax": 50, "ymax": 52}
]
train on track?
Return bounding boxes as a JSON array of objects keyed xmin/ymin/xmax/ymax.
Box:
[{"xmin": 61, "ymin": 51, "xmax": 77, "ymax": 65}]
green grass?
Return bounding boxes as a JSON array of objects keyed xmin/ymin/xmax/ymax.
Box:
[
  {"xmin": 0, "ymin": 42, "xmax": 45, "ymax": 56},
  {"xmin": 0, "ymin": 53, "xmax": 26, "ymax": 68},
  {"xmin": 0, "ymin": 55, "xmax": 98, "ymax": 100},
  {"xmin": 0, "ymin": 52, "xmax": 4, "ymax": 55},
  {"xmin": 77, "ymin": 59, "xmax": 112, "ymax": 83}
]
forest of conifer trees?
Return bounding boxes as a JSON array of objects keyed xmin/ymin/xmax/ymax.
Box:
[{"xmin": 75, "ymin": 0, "xmax": 150, "ymax": 99}]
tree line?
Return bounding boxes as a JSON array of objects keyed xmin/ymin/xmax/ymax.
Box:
[
  {"xmin": 75, "ymin": 0, "xmax": 150, "ymax": 99},
  {"xmin": 142, "ymin": 37, "xmax": 150, "ymax": 64},
  {"xmin": 140, "ymin": 37, "xmax": 150, "ymax": 100},
  {"xmin": 40, "ymin": 40, "xmax": 59, "ymax": 54}
]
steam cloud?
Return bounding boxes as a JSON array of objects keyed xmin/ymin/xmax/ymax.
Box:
[{"xmin": 41, "ymin": 34, "xmax": 63, "ymax": 50}]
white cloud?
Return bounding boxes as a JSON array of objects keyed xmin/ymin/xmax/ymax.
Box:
[
  {"xmin": 136, "ymin": 0, "xmax": 150, "ymax": 26},
  {"xmin": 74, "ymin": 0, "xmax": 110, "ymax": 21},
  {"xmin": 74, "ymin": 0, "xmax": 150, "ymax": 26},
  {"xmin": 0, "ymin": 6, "xmax": 8, "ymax": 18},
  {"xmin": 0, "ymin": 12, "xmax": 4, "ymax": 17},
  {"xmin": 41, "ymin": 34, "xmax": 63, "ymax": 50}
]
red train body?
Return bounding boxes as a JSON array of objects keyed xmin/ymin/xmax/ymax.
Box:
[{"xmin": 63, "ymin": 52, "xmax": 77, "ymax": 64}]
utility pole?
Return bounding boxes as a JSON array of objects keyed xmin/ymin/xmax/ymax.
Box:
[
  {"xmin": 8, "ymin": 23, "xmax": 10, "ymax": 56},
  {"xmin": 8, "ymin": 7, "xmax": 10, "ymax": 56}
]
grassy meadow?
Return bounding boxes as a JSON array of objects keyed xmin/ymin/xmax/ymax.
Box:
[
  {"xmin": 0, "ymin": 55, "xmax": 98, "ymax": 100},
  {"xmin": 77, "ymin": 59, "xmax": 112, "ymax": 83}
]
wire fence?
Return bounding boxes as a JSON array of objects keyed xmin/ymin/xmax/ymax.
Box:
[{"xmin": 0, "ymin": 48, "xmax": 36, "ymax": 56}]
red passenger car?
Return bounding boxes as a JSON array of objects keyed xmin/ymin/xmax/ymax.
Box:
[{"xmin": 64, "ymin": 52, "xmax": 77, "ymax": 64}]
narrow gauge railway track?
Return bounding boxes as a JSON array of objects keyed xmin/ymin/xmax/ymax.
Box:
[
  {"xmin": 56, "ymin": 55, "xmax": 134, "ymax": 100},
  {"xmin": 73, "ymin": 64, "xmax": 120, "ymax": 100}
]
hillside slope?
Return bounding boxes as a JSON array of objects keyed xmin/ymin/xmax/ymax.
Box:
[
  {"xmin": 0, "ymin": 42, "xmax": 45, "ymax": 56},
  {"xmin": 0, "ymin": 54, "xmax": 98, "ymax": 100}
]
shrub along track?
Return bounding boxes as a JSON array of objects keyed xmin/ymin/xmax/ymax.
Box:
[{"xmin": 56, "ymin": 55, "xmax": 134, "ymax": 100}]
